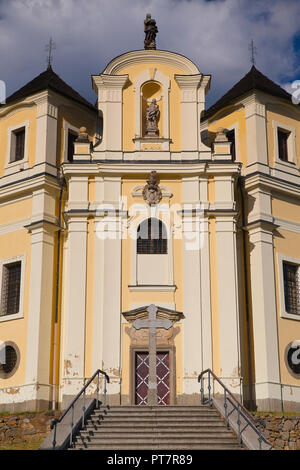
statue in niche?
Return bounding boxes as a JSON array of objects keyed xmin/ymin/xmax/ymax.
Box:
[
  {"xmin": 144, "ymin": 13, "xmax": 158, "ymax": 50},
  {"xmin": 146, "ymin": 98, "xmax": 160, "ymax": 137}
]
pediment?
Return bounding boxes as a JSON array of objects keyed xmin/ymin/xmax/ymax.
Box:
[{"xmin": 122, "ymin": 304, "xmax": 183, "ymax": 323}]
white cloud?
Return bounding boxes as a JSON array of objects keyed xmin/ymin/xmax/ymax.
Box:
[{"xmin": 1, "ymin": 0, "xmax": 299, "ymax": 107}]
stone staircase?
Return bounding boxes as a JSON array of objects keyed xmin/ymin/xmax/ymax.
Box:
[{"xmin": 71, "ymin": 405, "xmax": 245, "ymax": 450}]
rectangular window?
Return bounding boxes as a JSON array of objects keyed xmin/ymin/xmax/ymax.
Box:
[
  {"xmin": 13, "ymin": 128, "xmax": 25, "ymax": 162},
  {"xmin": 283, "ymin": 262, "xmax": 300, "ymax": 316},
  {"xmin": 226, "ymin": 129, "xmax": 236, "ymax": 161},
  {"xmin": 278, "ymin": 129, "xmax": 289, "ymax": 162},
  {"xmin": 0, "ymin": 262, "xmax": 21, "ymax": 316},
  {"xmin": 67, "ymin": 131, "xmax": 77, "ymax": 162}
]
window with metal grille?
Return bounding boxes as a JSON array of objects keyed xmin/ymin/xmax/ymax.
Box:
[
  {"xmin": 67, "ymin": 131, "xmax": 78, "ymax": 162},
  {"xmin": 13, "ymin": 128, "xmax": 25, "ymax": 161},
  {"xmin": 137, "ymin": 218, "xmax": 167, "ymax": 254},
  {"xmin": 0, "ymin": 345, "xmax": 17, "ymax": 374},
  {"xmin": 283, "ymin": 262, "xmax": 300, "ymax": 315},
  {"xmin": 278, "ymin": 129, "xmax": 289, "ymax": 162},
  {"xmin": 226, "ymin": 129, "xmax": 236, "ymax": 161},
  {"xmin": 1, "ymin": 261, "xmax": 21, "ymax": 316}
]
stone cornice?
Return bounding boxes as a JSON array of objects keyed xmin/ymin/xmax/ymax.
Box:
[
  {"xmin": 92, "ymin": 74, "xmax": 129, "ymax": 94},
  {"xmin": 243, "ymin": 171, "xmax": 300, "ymax": 199},
  {"xmin": 0, "ymin": 171, "xmax": 60, "ymax": 201},
  {"xmin": 244, "ymin": 219, "xmax": 279, "ymax": 233},
  {"xmin": 24, "ymin": 218, "xmax": 60, "ymax": 233},
  {"xmin": 61, "ymin": 161, "xmax": 242, "ymax": 178},
  {"xmin": 174, "ymin": 74, "xmax": 203, "ymax": 89},
  {"xmin": 102, "ymin": 49, "xmax": 200, "ymax": 75}
]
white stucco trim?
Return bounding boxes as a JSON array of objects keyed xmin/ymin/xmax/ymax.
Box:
[
  {"xmin": 0, "ymin": 254, "xmax": 26, "ymax": 322},
  {"xmin": 277, "ymin": 253, "xmax": 300, "ymax": 321},
  {"xmin": 128, "ymin": 285, "xmax": 176, "ymax": 292},
  {"xmin": 103, "ymin": 50, "xmax": 200, "ymax": 75},
  {"xmin": 4, "ymin": 121, "xmax": 30, "ymax": 175},
  {"xmin": 272, "ymin": 120, "xmax": 297, "ymax": 167}
]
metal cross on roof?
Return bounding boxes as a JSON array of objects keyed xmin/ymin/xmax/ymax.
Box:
[
  {"xmin": 249, "ymin": 39, "xmax": 257, "ymax": 66},
  {"xmin": 45, "ymin": 37, "xmax": 56, "ymax": 69},
  {"xmin": 133, "ymin": 305, "xmax": 172, "ymax": 406}
]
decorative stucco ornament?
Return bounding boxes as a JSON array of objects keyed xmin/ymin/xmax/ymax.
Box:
[{"xmin": 142, "ymin": 171, "xmax": 162, "ymax": 206}]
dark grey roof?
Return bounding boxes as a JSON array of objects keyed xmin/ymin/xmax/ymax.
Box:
[
  {"xmin": 4, "ymin": 66, "xmax": 97, "ymax": 112},
  {"xmin": 203, "ymin": 65, "xmax": 294, "ymax": 120}
]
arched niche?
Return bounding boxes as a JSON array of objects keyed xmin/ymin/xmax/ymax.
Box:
[
  {"xmin": 133, "ymin": 69, "xmax": 170, "ymax": 150},
  {"xmin": 141, "ymin": 81, "xmax": 163, "ymax": 137}
]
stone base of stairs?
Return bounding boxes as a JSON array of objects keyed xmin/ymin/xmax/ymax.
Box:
[{"xmin": 71, "ymin": 405, "xmax": 245, "ymax": 450}]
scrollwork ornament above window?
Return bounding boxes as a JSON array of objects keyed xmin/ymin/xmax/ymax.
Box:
[{"xmin": 142, "ymin": 171, "xmax": 162, "ymax": 206}]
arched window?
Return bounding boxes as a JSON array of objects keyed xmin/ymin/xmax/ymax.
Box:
[{"xmin": 137, "ymin": 218, "xmax": 167, "ymax": 254}]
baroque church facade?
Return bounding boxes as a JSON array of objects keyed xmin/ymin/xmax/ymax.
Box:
[{"xmin": 1, "ymin": 22, "xmax": 300, "ymax": 413}]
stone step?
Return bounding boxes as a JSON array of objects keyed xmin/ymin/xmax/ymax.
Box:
[
  {"xmin": 85, "ymin": 422, "xmax": 228, "ymax": 430},
  {"xmin": 71, "ymin": 444, "xmax": 243, "ymax": 450},
  {"xmin": 103, "ymin": 406, "xmax": 211, "ymax": 410},
  {"xmin": 97, "ymin": 407, "xmax": 216, "ymax": 414},
  {"xmin": 65, "ymin": 403, "xmax": 245, "ymax": 450},
  {"xmin": 88, "ymin": 416, "xmax": 223, "ymax": 424},
  {"xmin": 75, "ymin": 431, "xmax": 237, "ymax": 441},
  {"xmin": 91, "ymin": 413, "xmax": 221, "ymax": 421},
  {"xmin": 98, "ymin": 410, "xmax": 219, "ymax": 417},
  {"xmin": 79, "ymin": 430, "xmax": 234, "ymax": 439}
]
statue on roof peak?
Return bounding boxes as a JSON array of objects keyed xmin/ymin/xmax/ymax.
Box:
[{"xmin": 144, "ymin": 14, "xmax": 158, "ymax": 50}]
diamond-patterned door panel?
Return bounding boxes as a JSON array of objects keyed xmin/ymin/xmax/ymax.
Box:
[{"xmin": 135, "ymin": 352, "xmax": 170, "ymax": 406}]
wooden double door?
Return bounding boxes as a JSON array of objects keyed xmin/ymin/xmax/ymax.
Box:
[{"xmin": 135, "ymin": 351, "xmax": 170, "ymax": 405}]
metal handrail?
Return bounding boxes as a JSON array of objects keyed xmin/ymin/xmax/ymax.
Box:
[
  {"xmin": 50, "ymin": 369, "xmax": 110, "ymax": 449},
  {"xmin": 198, "ymin": 369, "xmax": 272, "ymax": 450}
]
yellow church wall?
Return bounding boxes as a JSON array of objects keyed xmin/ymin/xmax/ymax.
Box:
[
  {"xmin": 207, "ymin": 176, "xmax": 215, "ymax": 202},
  {"xmin": 118, "ymin": 63, "xmax": 183, "ymax": 152},
  {"xmin": 272, "ymin": 194, "xmax": 300, "ymax": 223},
  {"xmin": 207, "ymin": 107, "xmax": 247, "ymax": 167},
  {"xmin": 0, "ymin": 105, "xmax": 37, "ymax": 177},
  {"xmin": 273, "ymin": 228, "xmax": 300, "ymax": 386},
  {"xmin": 0, "ymin": 230, "xmax": 31, "ymax": 388},
  {"xmin": 266, "ymin": 104, "xmax": 300, "ymax": 168},
  {"xmin": 0, "ymin": 196, "xmax": 32, "ymax": 225}
]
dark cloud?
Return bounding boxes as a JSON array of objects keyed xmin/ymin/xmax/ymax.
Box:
[{"xmin": 1, "ymin": 0, "xmax": 299, "ymax": 107}]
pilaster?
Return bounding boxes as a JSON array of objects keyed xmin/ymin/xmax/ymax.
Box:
[
  {"xmin": 25, "ymin": 216, "xmax": 58, "ymax": 409},
  {"xmin": 92, "ymin": 74, "xmax": 128, "ymax": 156},
  {"xmin": 34, "ymin": 92, "xmax": 58, "ymax": 167},
  {"xmin": 181, "ymin": 176, "xmax": 212, "ymax": 401},
  {"xmin": 247, "ymin": 220, "xmax": 281, "ymax": 410},
  {"xmin": 175, "ymin": 74, "xmax": 203, "ymax": 157},
  {"xmin": 215, "ymin": 213, "xmax": 241, "ymax": 392},
  {"xmin": 62, "ymin": 215, "xmax": 88, "ymax": 399},
  {"xmin": 92, "ymin": 176, "xmax": 123, "ymax": 404},
  {"xmin": 243, "ymin": 93, "xmax": 269, "ymax": 173}
]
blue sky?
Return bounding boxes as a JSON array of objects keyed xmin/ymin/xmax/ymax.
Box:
[{"xmin": 0, "ymin": 0, "xmax": 299, "ymax": 108}]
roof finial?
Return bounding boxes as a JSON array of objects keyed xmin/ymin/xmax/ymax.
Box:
[
  {"xmin": 45, "ymin": 37, "xmax": 56, "ymax": 69},
  {"xmin": 248, "ymin": 39, "xmax": 257, "ymax": 66}
]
